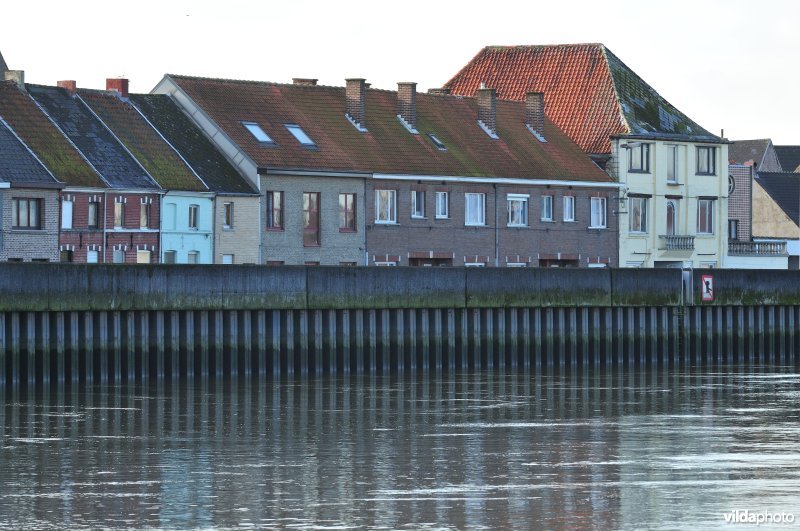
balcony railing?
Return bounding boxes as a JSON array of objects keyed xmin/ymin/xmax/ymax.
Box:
[
  {"xmin": 728, "ymin": 240, "xmax": 787, "ymax": 256},
  {"xmin": 659, "ymin": 235, "xmax": 695, "ymax": 250}
]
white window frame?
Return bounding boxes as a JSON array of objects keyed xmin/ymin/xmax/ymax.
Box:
[
  {"xmin": 375, "ymin": 190, "xmax": 397, "ymax": 224},
  {"xmin": 222, "ymin": 254, "xmax": 234, "ymax": 264},
  {"xmin": 667, "ymin": 145, "xmax": 679, "ymax": 183},
  {"xmin": 86, "ymin": 250, "xmax": 99, "ymax": 264},
  {"xmin": 506, "ymin": 262, "xmax": 527, "ymax": 268},
  {"xmin": 629, "ymin": 197, "xmax": 648, "ymax": 234},
  {"xmin": 507, "ymin": 194, "xmax": 529, "ymax": 227},
  {"xmin": 464, "ymin": 193, "xmax": 486, "ymax": 226},
  {"xmin": 61, "ymin": 199, "xmax": 73, "ymax": 229},
  {"xmin": 563, "ymin": 196, "xmax": 575, "ymax": 222},
  {"xmin": 411, "ymin": 190, "xmax": 426, "ymax": 219},
  {"xmin": 188, "ymin": 204, "xmax": 199, "ymax": 230},
  {"xmin": 242, "ymin": 121, "xmax": 274, "ymax": 144},
  {"xmin": 374, "ymin": 261, "xmax": 397, "ymax": 267},
  {"xmin": 114, "ymin": 200, "xmax": 124, "ymax": 229},
  {"xmin": 666, "ymin": 200, "xmax": 678, "ymax": 236},
  {"xmin": 223, "ymin": 202, "xmax": 234, "ymax": 229},
  {"xmin": 697, "ymin": 199, "xmax": 714, "ymax": 235},
  {"xmin": 590, "ymin": 197, "xmax": 607, "ymax": 229},
  {"xmin": 540, "ymin": 195, "xmax": 553, "ymax": 222},
  {"xmin": 464, "ymin": 262, "xmax": 486, "ymax": 267},
  {"xmin": 435, "ymin": 191, "xmax": 449, "ymax": 219}
]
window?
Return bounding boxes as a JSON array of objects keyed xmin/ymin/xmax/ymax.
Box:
[
  {"xmin": 629, "ymin": 197, "xmax": 648, "ymax": 233},
  {"xmin": 12, "ymin": 198, "xmax": 42, "ymax": 229},
  {"xmin": 563, "ymin": 196, "xmax": 575, "ymax": 222},
  {"xmin": 728, "ymin": 219, "xmax": 739, "ymax": 241},
  {"xmin": 507, "ymin": 194, "xmax": 528, "ymax": 227},
  {"xmin": 666, "ymin": 201, "xmax": 677, "ymax": 236},
  {"xmin": 411, "ymin": 190, "xmax": 425, "ymax": 218},
  {"xmin": 303, "ymin": 192, "xmax": 320, "ymax": 246},
  {"xmin": 540, "ymin": 195, "xmax": 553, "ymax": 222},
  {"xmin": 667, "ymin": 145, "xmax": 679, "ymax": 183},
  {"xmin": 285, "ymin": 124, "xmax": 316, "ymax": 147},
  {"xmin": 114, "ymin": 200, "xmax": 124, "ymax": 228},
  {"xmin": 140, "ymin": 203, "xmax": 150, "ymax": 229},
  {"xmin": 222, "ymin": 254, "xmax": 234, "ymax": 264},
  {"xmin": 590, "ymin": 197, "xmax": 606, "ymax": 228},
  {"xmin": 465, "ymin": 193, "xmax": 485, "ymax": 226},
  {"xmin": 87, "ymin": 250, "xmax": 99, "ymax": 264},
  {"xmin": 427, "ymin": 133, "xmax": 447, "ymax": 151},
  {"xmin": 242, "ymin": 121, "xmax": 274, "ymax": 144},
  {"xmin": 374, "ymin": 261, "xmax": 397, "ymax": 266},
  {"xmin": 188, "ymin": 251, "xmax": 199, "ymax": 264},
  {"xmin": 697, "ymin": 199, "xmax": 714, "ymax": 234},
  {"xmin": 628, "ymin": 143, "xmax": 650, "ymax": 172},
  {"xmin": 163, "ymin": 250, "xmax": 177, "ymax": 264},
  {"xmin": 88, "ymin": 201, "xmax": 99, "ymax": 229},
  {"xmin": 188, "ymin": 204, "xmax": 199, "ymax": 229},
  {"xmin": 136, "ymin": 250, "xmax": 151, "ymax": 264},
  {"xmin": 464, "ymin": 262, "xmax": 486, "ymax": 267},
  {"xmin": 507, "ymin": 262, "xmax": 527, "ymax": 268},
  {"xmin": 435, "ymin": 191, "xmax": 449, "ymax": 219},
  {"xmin": 375, "ymin": 190, "xmax": 397, "ymax": 224},
  {"xmin": 697, "ymin": 146, "xmax": 716, "ymax": 175},
  {"xmin": 61, "ymin": 199, "xmax": 73, "ymax": 229},
  {"xmin": 266, "ymin": 192, "xmax": 283, "ymax": 229},
  {"xmin": 339, "ymin": 193, "xmax": 356, "ymax": 232},
  {"xmin": 60, "ymin": 250, "xmax": 73, "ymax": 263},
  {"xmin": 223, "ymin": 202, "xmax": 234, "ymax": 229},
  {"xmin": 113, "ymin": 249, "xmax": 125, "ymax": 264}
]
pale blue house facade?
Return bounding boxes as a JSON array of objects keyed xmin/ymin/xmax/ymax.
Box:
[{"xmin": 160, "ymin": 191, "xmax": 215, "ymax": 264}]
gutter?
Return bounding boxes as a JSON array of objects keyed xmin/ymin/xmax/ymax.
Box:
[{"xmin": 374, "ymin": 173, "xmax": 623, "ymax": 189}]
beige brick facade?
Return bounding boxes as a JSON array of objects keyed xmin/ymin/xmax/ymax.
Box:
[
  {"xmin": 215, "ymin": 195, "xmax": 261, "ymax": 264},
  {"xmin": 0, "ymin": 188, "xmax": 60, "ymax": 262}
]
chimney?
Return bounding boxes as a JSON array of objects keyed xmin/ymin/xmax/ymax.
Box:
[
  {"xmin": 293, "ymin": 78, "xmax": 318, "ymax": 86},
  {"xmin": 106, "ymin": 78, "xmax": 129, "ymax": 98},
  {"xmin": 4, "ymin": 70, "xmax": 25, "ymax": 91},
  {"xmin": 345, "ymin": 78, "xmax": 367, "ymax": 131},
  {"xmin": 58, "ymin": 80, "xmax": 77, "ymax": 95},
  {"xmin": 525, "ymin": 92, "xmax": 545, "ymax": 134},
  {"xmin": 477, "ymin": 87, "xmax": 497, "ymax": 137},
  {"xmin": 397, "ymin": 82, "xmax": 417, "ymax": 130},
  {"xmin": 427, "ymin": 88, "xmax": 451, "ymax": 96}
]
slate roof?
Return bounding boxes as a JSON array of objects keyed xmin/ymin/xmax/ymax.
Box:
[
  {"xmin": 0, "ymin": 81, "xmax": 105, "ymax": 188},
  {"xmin": 442, "ymin": 44, "xmax": 720, "ymax": 155},
  {"xmin": 27, "ymin": 84, "xmax": 160, "ymax": 190},
  {"xmin": 0, "ymin": 51, "xmax": 7, "ymax": 73},
  {"xmin": 163, "ymin": 75, "xmax": 611, "ymax": 183},
  {"xmin": 78, "ymin": 89, "xmax": 207, "ymax": 192},
  {"xmin": 130, "ymin": 94, "xmax": 258, "ymax": 194},
  {"xmin": 756, "ymin": 172, "xmax": 800, "ymax": 225},
  {"xmin": 0, "ymin": 119, "xmax": 61, "ymax": 186},
  {"xmin": 729, "ymin": 139, "xmax": 771, "ymax": 166},
  {"xmin": 774, "ymin": 146, "xmax": 800, "ymax": 173}
]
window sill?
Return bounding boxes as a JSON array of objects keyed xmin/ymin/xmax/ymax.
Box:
[
  {"xmin": 411, "ymin": 216, "xmax": 426, "ymax": 220},
  {"xmin": 666, "ymin": 181, "xmax": 682, "ymax": 186},
  {"xmin": 507, "ymin": 224, "xmax": 528, "ymax": 229},
  {"xmin": 563, "ymin": 219, "xmax": 576, "ymax": 223},
  {"xmin": 435, "ymin": 216, "xmax": 450, "ymax": 220},
  {"xmin": 627, "ymin": 170, "xmax": 651, "ymax": 174},
  {"xmin": 588, "ymin": 226, "xmax": 607, "ymax": 230},
  {"xmin": 696, "ymin": 173, "xmax": 716, "ymax": 177},
  {"xmin": 465, "ymin": 223, "xmax": 487, "ymax": 227},
  {"xmin": 264, "ymin": 227, "xmax": 284, "ymax": 232},
  {"xmin": 303, "ymin": 244, "xmax": 321, "ymax": 248},
  {"xmin": 338, "ymin": 228, "xmax": 357, "ymax": 233},
  {"xmin": 375, "ymin": 221, "xmax": 398, "ymax": 225},
  {"xmin": 540, "ymin": 219, "xmax": 555, "ymax": 223}
]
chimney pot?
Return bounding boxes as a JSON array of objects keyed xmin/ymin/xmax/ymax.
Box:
[
  {"xmin": 525, "ymin": 92, "xmax": 545, "ymax": 135},
  {"xmin": 58, "ymin": 80, "xmax": 77, "ymax": 94},
  {"xmin": 345, "ymin": 78, "xmax": 367, "ymax": 130},
  {"xmin": 477, "ymin": 87, "xmax": 497, "ymax": 136},
  {"xmin": 397, "ymin": 82, "xmax": 417, "ymax": 130},
  {"xmin": 293, "ymin": 78, "xmax": 318, "ymax": 86},
  {"xmin": 106, "ymin": 78, "xmax": 129, "ymax": 98}
]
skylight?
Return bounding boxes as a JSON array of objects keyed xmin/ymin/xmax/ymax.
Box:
[
  {"xmin": 285, "ymin": 124, "xmax": 316, "ymax": 147},
  {"xmin": 242, "ymin": 122, "xmax": 274, "ymax": 144},
  {"xmin": 427, "ymin": 133, "xmax": 447, "ymax": 151}
]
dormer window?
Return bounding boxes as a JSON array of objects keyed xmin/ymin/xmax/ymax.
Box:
[
  {"xmin": 427, "ymin": 133, "xmax": 447, "ymax": 151},
  {"xmin": 242, "ymin": 122, "xmax": 274, "ymax": 144},
  {"xmin": 285, "ymin": 124, "xmax": 316, "ymax": 148}
]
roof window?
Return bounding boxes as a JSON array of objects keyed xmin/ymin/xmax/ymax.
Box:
[
  {"xmin": 427, "ymin": 133, "xmax": 447, "ymax": 151},
  {"xmin": 242, "ymin": 122, "xmax": 274, "ymax": 144},
  {"xmin": 285, "ymin": 124, "xmax": 317, "ymax": 148}
]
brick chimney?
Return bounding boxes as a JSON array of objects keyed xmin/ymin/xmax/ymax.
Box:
[
  {"xmin": 293, "ymin": 78, "xmax": 318, "ymax": 86},
  {"xmin": 525, "ymin": 92, "xmax": 545, "ymax": 134},
  {"xmin": 345, "ymin": 78, "xmax": 367, "ymax": 131},
  {"xmin": 397, "ymin": 82, "xmax": 417, "ymax": 131},
  {"xmin": 477, "ymin": 87, "xmax": 497, "ymax": 137},
  {"xmin": 4, "ymin": 70, "xmax": 25, "ymax": 91},
  {"xmin": 106, "ymin": 78, "xmax": 129, "ymax": 98},
  {"xmin": 57, "ymin": 80, "xmax": 77, "ymax": 95}
]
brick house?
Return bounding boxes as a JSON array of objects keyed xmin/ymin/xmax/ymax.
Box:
[
  {"xmin": 154, "ymin": 75, "xmax": 618, "ymax": 267},
  {"xmin": 444, "ymin": 43, "xmax": 731, "ymax": 268}
]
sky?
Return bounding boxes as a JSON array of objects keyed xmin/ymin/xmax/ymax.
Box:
[{"xmin": 2, "ymin": 0, "xmax": 798, "ymax": 144}]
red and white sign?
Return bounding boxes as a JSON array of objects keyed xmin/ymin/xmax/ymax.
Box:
[{"xmin": 701, "ymin": 275, "xmax": 714, "ymax": 301}]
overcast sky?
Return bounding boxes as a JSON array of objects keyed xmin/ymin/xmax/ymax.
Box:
[{"xmin": 2, "ymin": 0, "xmax": 798, "ymax": 144}]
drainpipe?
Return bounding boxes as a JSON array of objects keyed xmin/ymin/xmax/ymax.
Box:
[
  {"xmin": 211, "ymin": 195, "xmax": 217, "ymax": 264},
  {"xmin": 494, "ymin": 183, "xmax": 499, "ymax": 267},
  {"xmin": 102, "ymin": 191, "xmax": 108, "ymax": 262}
]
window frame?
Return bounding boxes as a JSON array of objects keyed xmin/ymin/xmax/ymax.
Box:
[
  {"xmin": 114, "ymin": 200, "xmax": 124, "ymax": 229},
  {"xmin": 188, "ymin": 204, "xmax": 199, "ymax": 230},
  {"xmin": 188, "ymin": 251, "xmax": 199, "ymax": 264},
  {"xmin": 12, "ymin": 198, "xmax": 42, "ymax": 230},
  {"xmin": 563, "ymin": 195, "xmax": 575, "ymax": 222},
  {"xmin": 163, "ymin": 250, "xmax": 177, "ymax": 264},
  {"xmin": 284, "ymin": 123, "xmax": 317, "ymax": 148},
  {"xmin": 136, "ymin": 250, "xmax": 151, "ymax": 264},
  {"xmin": 666, "ymin": 200, "xmax": 678, "ymax": 236},
  {"xmin": 265, "ymin": 191, "xmax": 283, "ymax": 230},
  {"xmin": 666, "ymin": 145, "xmax": 679, "ymax": 183},
  {"xmin": 112, "ymin": 249, "xmax": 125, "ymax": 264},
  {"xmin": 728, "ymin": 219, "xmax": 739, "ymax": 241},
  {"xmin": 464, "ymin": 192, "xmax": 486, "ymax": 226},
  {"xmin": 629, "ymin": 196, "xmax": 648, "ymax": 234},
  {"xmin": 303, "ymin": 192, "xmax": 321, "ymax": 247},
  {"xmin": 88, "ymin": 200, "xmax": 99, "ymax": 229},
  {"xmin": 61, "ymin": 199, "xmax": 73, "ymax": 229},
  {"xmin": 339, "ymin": 193, "xmax": 357, "ymax": 232},
  {"xmin": 507, "ymin": 194, "xmax": 529, "ymax": 227},
  {"xmin": 697, "ymin": 198, "xmax": 714, "ymax": 235},
  {"xmin": 696, "ymin": 146, "xmax": 716, "ymax": 175},
  {"xmin": 375, "ymin": 189, "xmax": 397, "ymax": 224},
  {"xmin": 140, "ymin": 202, "xmax": 150, "ymax": 229},
  {"xmin": 628, "ymin": 143, "xmax": 651, "ymax": 173},
  {"xmin": 590, "ymin": 197, "xmax": 607, "ymax": 229},
  {"xmin": 242, "ymin": 121, "xmax": 275, "ymax": 144},
  {"xmin": 540, "ymin": 195, "xmax": 553, "ymax": 222},
  {"xmin": 411, "ymin": 190, "xmax": 426, "ymax": 219},
  {"xmin": 435, "ymin": 191, "xmax": 449, "ymax": 219},
  {"xmin": 223, "ymin": 202, "xmax": 234, "ymax": 229}
]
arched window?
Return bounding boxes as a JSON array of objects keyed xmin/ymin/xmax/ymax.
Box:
[{"xmin": 666, "ymin": 201, "xmax": 677, "ymax": 236}]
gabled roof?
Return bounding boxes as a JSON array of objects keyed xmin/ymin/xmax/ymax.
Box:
[
  {"xmin": 0, "ymin": 82, "xmax": 105, "ymax": 188},
  {"xmin": 78, "ymin": 89, "xmax": 207, "ymax": 192},
  {"xmin": 729, "ymin": 139, "xmax": 771, "ymax": 166},
  {"xmin": 27, "ymin": 84, "xmax": 160, "ymax": 190},
  {"xmin": 162, "ymin": 74, "xmax": 611, "ymax": 183},
  {"xmin": 756, "ymin": 172, "xmax": 800, "ymax": 224},
  {"xmin": 0, "ymin": 51, "xmax": 7, "ymax": 73},
  {"xmin": 0, "ymin": 119, "xmax": 61, "ymax": 186},
  {"xmin": 130, "ymin": 94, "xmax": 258, "ymax": 194},
  {"xmin": 443, "ymin": 44, "xmax": 720, "ymax": 155},
  {"xmin": 774, "ymin": 146, "xmax": 800, "ymax": 173}
]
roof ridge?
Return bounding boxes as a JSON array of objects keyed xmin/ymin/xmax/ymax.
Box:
[{"xmin": 167, "ymin": 74, "xmax": 344, "ymax": 91}]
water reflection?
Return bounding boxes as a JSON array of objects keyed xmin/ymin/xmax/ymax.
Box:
[{"xmin": 1, "ymin": 367, "xmax": 799, "ymax": 529}]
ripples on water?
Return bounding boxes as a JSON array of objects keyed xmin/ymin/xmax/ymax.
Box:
[{"xmin": 1, "ymin": 367, "xmax": 799, "ymax": 529}]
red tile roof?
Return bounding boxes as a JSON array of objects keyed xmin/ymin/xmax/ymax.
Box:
[
  {"xmin": 443, "ymin": 44, "xmax": 718, "ymax": 155},
  {"xmin": 165, "ymin": 75, "xmax": 611, "ymax": 183}
]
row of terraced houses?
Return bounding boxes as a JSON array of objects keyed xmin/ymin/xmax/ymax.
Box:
[{"xmin": 0, "ymin": 46, "xmax": 795, "ymax": 268}]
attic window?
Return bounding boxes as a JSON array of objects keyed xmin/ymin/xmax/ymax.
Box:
[
  {"xmin": 285, "ymin": 124, "xmax": 316, "ymax": 148},
  {"xmin": 242, "ymin": 122, "xmax": 274, "ymax": 144},
  {"xmin": 427, "ymin": 133, "xmax": 447, "ymax": 151}
]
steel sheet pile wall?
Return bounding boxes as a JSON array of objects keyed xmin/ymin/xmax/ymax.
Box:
[{"xmin": 0, "ymin": 265, "xmax": 797, "ymax": 386}]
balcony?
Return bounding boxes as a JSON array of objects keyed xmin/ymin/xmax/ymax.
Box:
[
  {"xmin": 659, "ymin": 235, "xmax": 695, "ymax": 250},
  {"xmin": 728, "ymin": 240, "xmax": 787, "ymax": 256}
]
